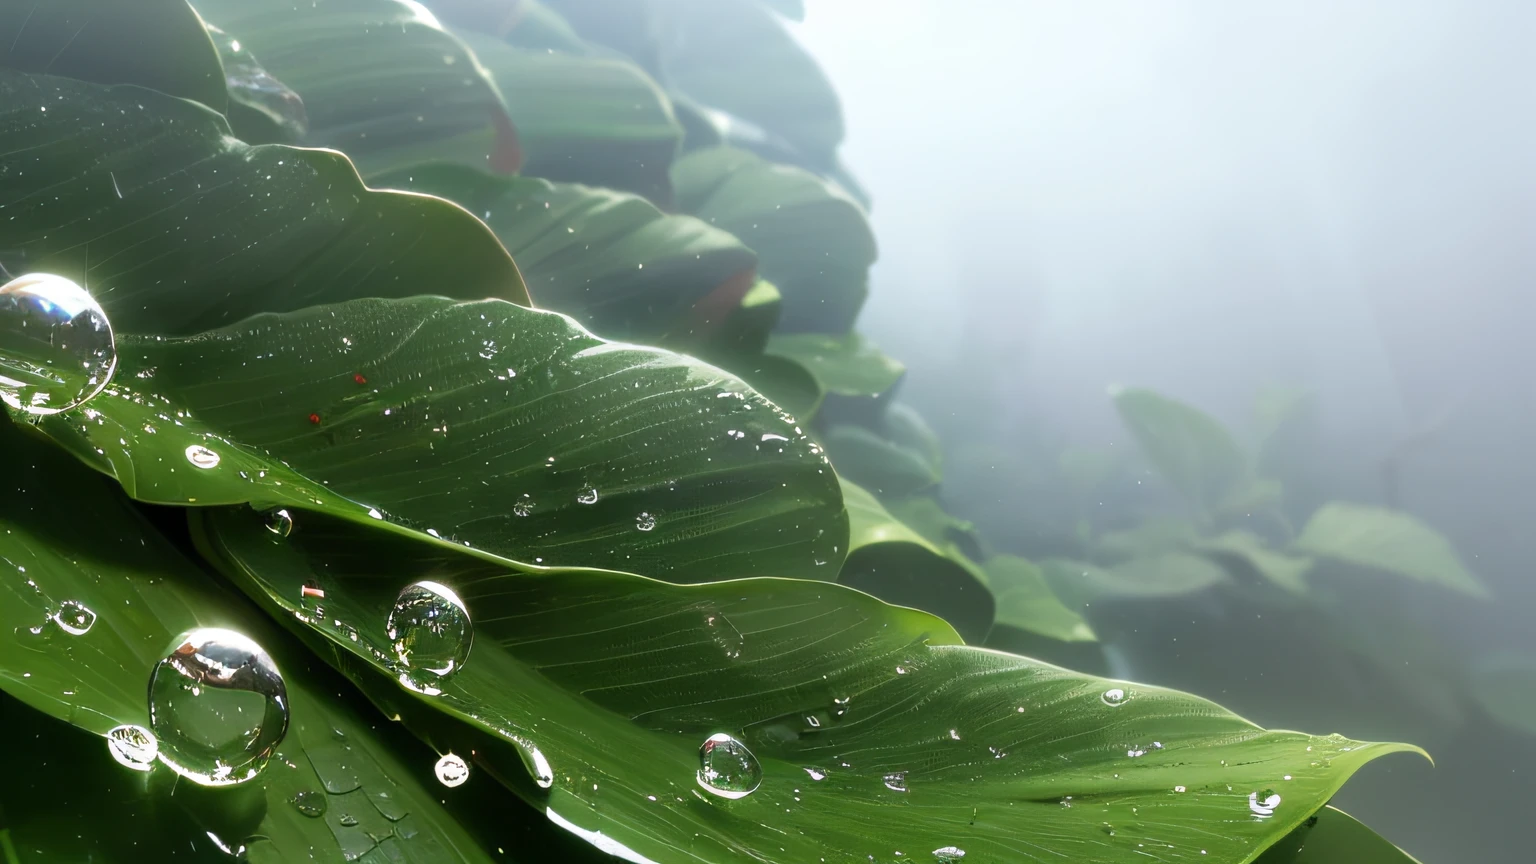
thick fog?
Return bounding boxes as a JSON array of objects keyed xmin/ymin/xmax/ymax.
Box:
[{"xmin": 796, "ymin": 3, "xmax": 1534, "ymax": 861}]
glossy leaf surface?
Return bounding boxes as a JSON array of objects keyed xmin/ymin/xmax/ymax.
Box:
[
  {"xmin": 984, "ymin": 554, "xmax": 1096, "ymax": 643},
  {"xmin": 766, "ymin": 331, "xmax": 905, "ymax": 400},
  {"xmin": 194, "ymin": 0, "xmax": 520, "ymax": 177},
  {"xmin": 204, "ymin": 21, "xmax": 309, "ymax": 144},
  {"xmin": 36, "ymin": 296, "xmax": 846, "ymax": 584},
  {"xmin": 824, "ymin": 424, "xmax": 941, "ymax": 498},
  {"xmin": 0, "ymin": 71, "xmax": 527, "ymax": 335},
  {"xmin": 200, "ymin": 503, "xmax": 1421, "ymax": 864},
  {"xmin": 1254, "ymin": 806, "xmax": 1423, "ymax": 864}
]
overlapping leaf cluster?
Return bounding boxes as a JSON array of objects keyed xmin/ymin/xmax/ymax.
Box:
[{"xmin": 0, "ymin": 1, "xmax": 1425, "ymax": 861}]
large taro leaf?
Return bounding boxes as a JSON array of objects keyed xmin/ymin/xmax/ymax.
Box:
[
  {"xmin": 1254, "ymin": 806, "xmax": 1423, "ymax": 864},
  {"xmin": 765, "ymin": 331, "xmax": 905, "ymax": 401},
  {"xmin": 0, "ymin": 0, "xmax": 226, "ymax": 113},
  {"xmin": 984, "ymin": 554, "xmax": 1097, "ymax": 643},
  {"xmin": 454, "ymin": 29, "xmax": 683, "ymax": 202},
  {"xmin": 193, "ymin": 0, "xmax": 521, "ymax": 178},
  {"xmin": 196, "ymin": 503, "xmax": 1422, "ymax": 864},
  {"xmin": 838, "ymin": 479, "xmax": 993, "ymax": 643},
  {"xmin": 1112, "ymin": 386, "xmax": 1251, "ymax": 514},
  {"xmin": 204, "ymin": 22, "xmax": 309, "ymax": 144},
  {"xmin": 0, "ymin": 419, "xmax": 501, "ymax": 862},
  {"xmin": 673, "ymin": 146, "xmax": 876, "ymax": 333},
  {"xmin": 381, "ymin": 165, "xmax": 756, "ymax": 346},
  {"xmin": 652, "ymin": 0, "xmax": 842, "ymax": 161},
  {"xmin": 0, "ymin": 71, "xmax": 528, "ymax": 335},
  {"xmin": 1293, "ymin": 502, "xmax": 1488, "ymax": 598},
  {"xmin": 32, "ymin": 296, "xmax": 846, "ymax": 584}
]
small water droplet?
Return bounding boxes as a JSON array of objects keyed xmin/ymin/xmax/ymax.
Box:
[
  {"xmin": 435, "ymin": 753, "xmax": 469, "ymax": 787},
  {"xmin": 291, "ymin": 789, "xmax": 327, "ymax": 818},
  {"xmin": 387, "ymin": 581, "xmax": 472, "ymax": 694},
  {"xmin": 697, "ymin": 733, "xmax": 761, "ymax": 799},
  {"xmin": 52, "ymin": 600, "xmax": 96, "ymax": 635},
  {"xmin": 0, "ymin": 274, "xmax": 116, "ymax": 415},
  {"xmin": 147, "ymin": 628, "xmax": 289, "ymax": 786},
  {"xmin": 338, "ymin": 814, "xmax": 359, "ymax": 827},
  {"xmin": 1174, "ymin": 785, "xmax": 1187, "ymax": 793},
  {"xmin": 265, "ymin": 508, "xmax": 294, "ymax": 538},
  {"xmin": 635, "ymin": 512, "xmax": 656, "ymax": 532},
  {"xmin": 512, "ymin": 495, "xmax": 534, "ymax": 517},
  {"xmin": 105, "ymin": 724, "xmax": 157, "ymax": 772},
  {"xmin": 704, "ymin": 611, "xmax": 743, "ymax": 660},
  {"xmin": 803, "ymin": 767, "xmax": 826, "ymax": 781},
  {"xmin": 576, "ymin": 487, "xmax": 599, "ymax": 505},
  {"xmin": 184, "ymin": 444, "xmax": 220, "ymax": 469},
  {"xmin": 883, "ymin": 772, "xmax": 908, "ymax": 792},
  {"xmin": 1249, "ymin": 789, "xmax": 1281, "ymax": 817},
  {"xmin": 933, "ymin": 847, "xmax": 966, "ymax": 862},
  {"xmin": 1127, "ymin": 747, "xmax": 1147, "ymax": 758},
  {"xmin": 1101, "ymin": 687, "xmax": 1128, "ymax": 707}
]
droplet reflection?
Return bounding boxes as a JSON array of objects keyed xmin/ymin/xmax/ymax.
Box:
[
  {"xmin": 697, "ymin": 733, "xmax": 761, "ymax": 799},
  {"xmin": 387, "ymin": 581, "xmax": 472, "ymax": 695},
  {"xmin": 0, "ymin": 273, "xmax": 116, "ymax": 415}
]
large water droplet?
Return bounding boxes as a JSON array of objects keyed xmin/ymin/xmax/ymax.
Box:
[
  {"xmin": 105, "ymin": 724, "xmax": 157, "ymax": 772},
  {"xmin": 265, "ymin": 508, "xmax": 294, "ymax": 538},
  {"xmin": 291, "ymin": 789, "xmax": 327, "ymax": 818},
  {"xmin": 1249, "ymin": 789, "xmax": 1281, "ymax": 818},
  {"xmin": 933, "ymin": 847, "xmax": 966, "ymax": 862},
  {"xmin": 0, "ymin": 273, "xmax": 116, "ymax": 415},
  {"xmin": 696, "ymin": 733, "xmax": 761, "ymax": 800},
  {"xmin": 147, "ymin": 628, "xmax": 289, "ymax": 786},
  {"xmin": 1101, "ymin": 687, "xmax": 1128, "ymax": 707},
  {"xmin": 52, "ymin": 600, "xmax": 96, "ymax": 635},
  {"xmin": 435, "ymin": 753, "xmax": 469, "ymax": 788},
  {"xmin": 184, "ymin": 444, "xmax": 221, "ymax": 470},
  {"xmin": 576, "ymin": 487, "xmax": 599, "ymax": 505},
  {"xmin": 635, "ymin": 511, "xmax": 656, "ymax": 532},
  {"xmin": 387, "ymin": 580, "xmax": 472, "ymax": 695}
]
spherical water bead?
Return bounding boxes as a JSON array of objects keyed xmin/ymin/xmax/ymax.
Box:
[
  {"xmin": 1249, "ymin": 789, "xmax": 1281, "ymax": 818},
  {"xmin": 387, "ymin": 581, "xmax": 472, "ymax": 695},
  {"xmin": 265, "ymin": 508, "xmax": 294, "ymax": 538},
  {"xmin": 933, "ymin": 847, "xmax": 967, "ymax": 862},
  {"xmin": 696, "ymin": 733, "xmax": 761, "ymax": 800},
  {"xmin": 1101, "ymin": 687, "xmax": 1128, "ymax": 707},
  {"xmin": 184, "ymin": 444, "xmax": 220, "ymax": 469},
  {"xmin": 291, "ymin": 790, "xmax": 327, "ymax": 818},
  {"xmin": 147, "ymin": 628, "xmax": 289, "ymax": 787},
  {"xmin": 635, "ymin": 512, "xmax": 656, "ymax": 532},
  {"xmin": 105, "ymin": 724, "xmax": 158, "ymax": 772},
  {"xmin": 52, "ymin": 600, "xmax": 96, "ymax": 635},
  {"xmin": 435, "ymin": 753, "xmax": 469, "ymax": 788},
  {"xmin": 0, "ymin": 273, "xmax": 116, "ymax": 415}
]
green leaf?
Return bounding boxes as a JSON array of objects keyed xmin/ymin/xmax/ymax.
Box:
[
  {"xmin": 204, "ymin": 22, "xmax": 309, "ymax": 144},
  {"xmin": 198, "ymin": 502, "xmax": 1423, "ymax": 864},
  {"xmin": 654, "ymin": 0, "xmax": 841, "ymax": 159},
  {"xmin": 735, "ymin": 352, "xmax": 824, "ymax": 421},
  {"xmin": 34, "ymin": 295, "xmax": 846, "ymax": 584},
  {"xmin": 194, "ymin": 0, "xmax": 521, "ymax": 177},
  {"xmin": 381, "ymin": 165, "xmax": 756, "ymax": 345},
  {"xmin": 454, "ymin": 29, "xmax": 683, "ymax": 202},
  {"xmin": 0, "ymin": 71, "xmax": 528, "ymax": 334},
  {"xmin": 0, "ymin": 419, "xmax": 496, "ymax": 862},
  {"xmin": 839, "ymin": 479, "xmax": 994, "ymax": 642},
  {"xmin": 881, "ymin": 403, "xmax": 943, "ymax": 475},
  {"xmin": 1294, "ymin": 502, "xmax": 1488, "ymax": 597},
  {"xmin": 673, "ymin": 146, "xmax": 876, "ymax": 332},
  {"xmin": 882, "ymin": 494, "xmax": 986, "ymax": 561},
  {"xmin": 824, "ymin": 424, "xmax": 941, "ymax": 498},
  {"xmin": 1254, "ymin": 385, "xmax": 1313, "ymax": 460},
  {"xmin": 766, "ymin": 331, "xmax": 905, "ymax": 400},
  {"xmin": 1111, "ymin": 386, "xmax": 1250, "ymax": 513},
  {"xmin": 692, "ymin": 277, "xmax": 782, "ymax": 361},
  {"xmin": 984, "ymin": 555, "xmax": 1096, "ymax": 643},
  {"xmin": 1193, "ymin": 531, "xmax": 1314, "ymax": 595},
  {"xmin": 1255, "ymin": 806, "xmax": 1423, "ymax": 864},
  {"xmin": 1044, "ymin": 554, "xmax": 1230, "ymax": 603},
  {"xmin": 1094, "ymin": 517, "xmax": 1202, "ymax": 564},
  {"xmin": 1468, "ymin": 652, "xmax": 1536, "ymax": 737},
  {"xmin": 0, "ymin": 0, "xmax": 226, "ymax": 112},
  {"xmin": 1058, "ymin": 446, "xmax": 1123, "ymax": 499}
]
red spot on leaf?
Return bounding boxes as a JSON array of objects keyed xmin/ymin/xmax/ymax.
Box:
[
  {"xmin": 353, "ymin": 374, "xmax": 368, "ymax": 385},
  {"xmin": 308, "ymin": 413, "xmax": 321, "ymax": 425}
]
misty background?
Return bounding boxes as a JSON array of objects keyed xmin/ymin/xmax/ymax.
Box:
[{"xmin": 794, "ymin": 2, "xmax": 1535, "ymax": 862}]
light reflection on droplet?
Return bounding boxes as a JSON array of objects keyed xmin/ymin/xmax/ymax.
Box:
[
  {"xmin": 435, "ymin": 752, "xmax": 470, "ymax": 787},
  {"xmin": 696, "ymin": 733, "xmax": 761, "ymax": 799},
  {"xmin": 105, "ymin": 724, "xmax": 158, "ymax": 772}
]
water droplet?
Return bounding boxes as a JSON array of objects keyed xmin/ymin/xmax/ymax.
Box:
[
  {"xmin": 704, "ymin": 611, "xmax": 743, "ymax": 659},
  {"xmin": 291, "ymin": 789, "xmax": 327, "ymax": 818},
  {"xmin": 387, "ymin": 581, "xmax": 472, "ymax": 695},
  {"xmin": 435, "ymin": 753, "xmax": 469, "ymax": 788},
  {"xmin": 696, "ymin": 733, "xmax": 761, "ymax": 799},
  {"xmin": 576, "ymin": 487, "xmax": 599, "ymax": 505},
  {"xmin": 803, "ymin": 767, "xmax": 826, "ymax": 781},
  {"xmin": 635, "ymin": 512, "xmax": 656, "ymax": 532},
  {"xmin": 265, "ymin": 508, "xmax": 294, "ymax": 538},
  {"xmin": 105, "ymin": 724, "xmax": 157, "ymax": 772},
  {"xmin": 0, "ymin": 273, "xmax": 116, "ymax": 415},
  {"xmin": 52, "ymin": 600, "xmax": 96, "ymax": 635},
  {"xmin": 338, "ymin": 814, "xmax": 359, "ymax": 827},
  {"xmin": 147, "ymin": 628, "xmax": 289, "ymax": 786},
  {"xmin": 1101, "ymin": 687, "xmax": 1128, "ymax": 706},
  {"xmin": 512, "ymin": 496, "xmax": 534, "ymax": 517},
  {"xmin": 883, "ymin": 772, "xmax": 908, "ymax": 792},
  {"xmin": 1249, "ymin": 789, "xmax": 1281, "ymax": 817},
  {"xmin": 1174, "ymin": 785, "xmax": 1187, "ymax": 793},
  {"xmin": 1127, "ymin": 747, "xmax": 1147, "ymax": 758},
  {"xmin": 184, "ymin": 444, "xmax": 220, "ymax": 469},
  {"xmin": 933, "ymin": 847, "xmax": 966, "ymax": 862}
]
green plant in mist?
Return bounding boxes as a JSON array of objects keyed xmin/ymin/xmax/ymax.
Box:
[{"xmin": 0, "ymin": 0, "xmax": 1429, "ymax": 861}]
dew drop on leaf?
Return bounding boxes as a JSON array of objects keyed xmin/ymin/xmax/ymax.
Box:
[
  {"xmin": 184, "ymin": 444, "xmax": 221, "ymax": 470},
  {"xmin": 696, "ymin": 733, "xmax": 761, "ymax": 799},
  {"xmin": 933, "ymin": 847, "xmax": 966, "ymax": 862},
  {"xmin": 105, "ymin": 724, "xmax": 157, "ymax": 772},
  {"xmin": 435, "ymin": 752, "xmax": 469, "ymax": 788},
  {"xmin": 147, "ymin": 628, "xmax": 289, "ymax": 787},
  {"xmin": 635, "ymin": 511, "xmax": 656, "ymax": 532},
  {"xmin": 265, "ymin": 508, "xmax": 294, "ymax": 538},
  {"xmin": 387, "ymin": 580, "xmax": 472, "ymax": 694},
  {"xmin": 52, "ymin": 599, "xmax": 96, "ymax": 635},
  {"xmin": 1101, "ymin": 687, "xmax": 1128, "ymax": 707},
  {"xmin": 291, "ymin": 789, "xmax": 327, "ymax": 818},
  {"xmin": 0, "ymin": 273, "xmax": 116, "ymax": 416}
]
